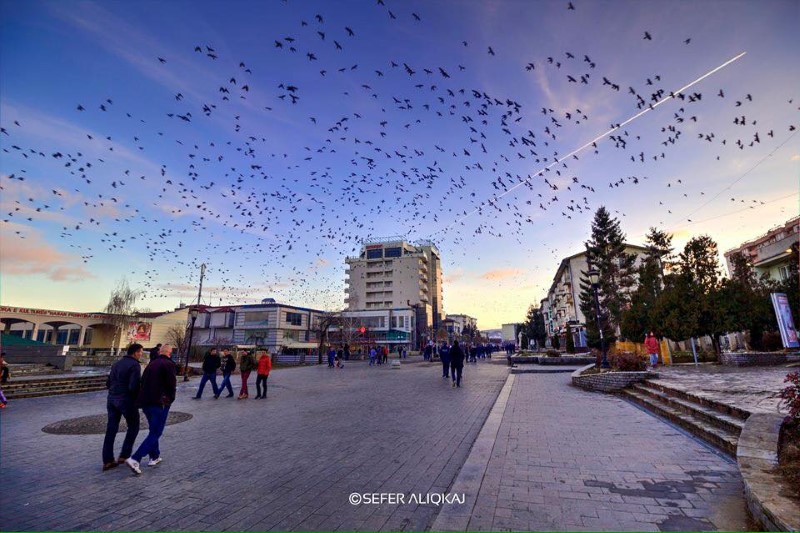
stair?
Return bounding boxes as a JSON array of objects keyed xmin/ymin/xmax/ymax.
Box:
[
  {"xmin": 6, "ymin": 363, "xmax": 62, "ymax": 377},
  {"xmin": 2, "ymin": 375, "xmax": 109, "ymax": 399},
  {"xmin": 621, "ymin": 380, "xmax": 749, "ymax": 457}
]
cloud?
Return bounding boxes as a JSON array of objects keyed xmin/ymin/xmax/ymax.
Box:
[
  {"xmin": 0, "ymin": 222, "xmax": 94, "ymax": 281},
  {"xmin": 479, "ymin": 268, "xmax": 525, "ymax": 281}
]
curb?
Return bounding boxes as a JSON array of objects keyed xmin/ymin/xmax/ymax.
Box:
[{"xmin": 430, "ymin": 373, "xmax": 515, "ymax": 532}]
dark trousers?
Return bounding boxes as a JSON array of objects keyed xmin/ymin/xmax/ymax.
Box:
[
  {"xmin": 219, "ymin": 372, "xmax": 234, "ymax": 396},
  {"xmin": 451, "ymin": 364, "xmax": 463, "ymax": 387},
  {"xmin": 102, "ymin": 399, "xmax": 139, "ymax": 464},
  {"xmin": 131, "ymin": 405, "xmax": 168, "ymax": 462},
  {"xmin": 1, "ymin": 366, "xmax": 8, "ymax": 383},
  {"xmin": 256, "ymin": 374, "xmax": 269, "ymax": 398},
  {"xmin": 195, "ymin": 372, "xmax": 219, "ymax": 398},
  {"xmin": 441, "ymin": 359, "xmax": 450, "ymax": 378}
]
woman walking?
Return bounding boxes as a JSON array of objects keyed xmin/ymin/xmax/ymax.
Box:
[
  {"xmin": 255, "ymin": 351, "xmax": 272, "ymax": 399},
  {"xmin": 238, "ymin": 350, "xmax": 257, "ymax": 399}
]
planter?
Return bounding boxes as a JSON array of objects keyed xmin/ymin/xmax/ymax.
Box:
[{"xmin": 571, "ymin": 363, "xmax": 657, "ymax": 392}]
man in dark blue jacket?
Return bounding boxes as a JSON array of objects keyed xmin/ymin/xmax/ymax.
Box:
[
  {"xmin": 440, "ymin": 343, "xmax": 450, "ymax": 379},
  {"xmin": 193, "ymin": 348, "xmax": 221, "ymax": 399},
  {"xmin": 102, "ymin": 343, "xmax": 143, "ymax": 471},
  {"xmin": 125, "ymin": 345, "xmax": 177, "ymax": 475}
]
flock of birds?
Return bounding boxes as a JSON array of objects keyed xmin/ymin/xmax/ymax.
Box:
[{"xmin": 1, "ymin": 1, "xmax": 797, "ymax": 314}]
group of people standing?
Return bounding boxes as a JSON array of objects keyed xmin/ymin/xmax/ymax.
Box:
[
  {"xmin": 103, "ymin": 343, "xmax": 176, "ymax": 475},
  {"xmin": 193, "ymin": 348, "xmax": 272, "ymax": 400},
  {"xmin": 437, "ymin": 341, "xmax": 467, "ymax": 387}
]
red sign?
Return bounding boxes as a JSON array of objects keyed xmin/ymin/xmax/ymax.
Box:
[
  {"xmin": 0, "ymin": 306, "xmax": 106, "ymax": 319},
  {"xmin": 366, "ymin": 244, "xmax": 383, "ymax": 249}
]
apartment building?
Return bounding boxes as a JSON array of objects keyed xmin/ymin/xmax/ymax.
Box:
[
  {"xmin": 345, "ymin": 237, "xmax": 444, "ymax": 329},
  {"xmin": 540, "ymin": 245, "xmax": 648, "ymax": 340},
  {"xmin": 724, "ymin": 215, "xmax": 799, "ymax": 282}
]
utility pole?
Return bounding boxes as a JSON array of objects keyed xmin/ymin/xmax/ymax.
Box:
[{"xmin": 184, "ymin": 263, "xmax": 205, "ymax": 381}]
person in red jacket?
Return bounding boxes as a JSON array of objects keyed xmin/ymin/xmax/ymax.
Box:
[
  {"xmin": 644, "ymin": 332, "xmax": 660, "ymax": 369},
  {"xmin": 255, "ymin": 352, "xmax": 272, "ymax": 399}
]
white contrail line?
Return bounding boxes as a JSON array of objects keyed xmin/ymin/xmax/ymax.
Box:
[{"xmin": 423, "ymin": 51, "xmax": 747, "ymax": 239}]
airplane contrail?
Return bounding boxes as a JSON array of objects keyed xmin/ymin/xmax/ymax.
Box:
[{"xmin": 422, "ymin": 51, "xmax": 748, "ymax": 238}]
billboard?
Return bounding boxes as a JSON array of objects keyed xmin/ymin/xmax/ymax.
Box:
[
  {"xmin": 770, "ymin": 293, "xmax": 799, "ymax": 349},
  {"xmin": 128, "ymin": 322, "xmax": 152, "ymax": 341}
]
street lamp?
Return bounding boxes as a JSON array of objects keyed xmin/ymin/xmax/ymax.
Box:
[
  {"xmin": 184, "ymin": 308, "xmax": 198, "ymax": 381},
  {"xmin": 587, "ymin": 268, "xmax": 609, "ymax": 369}
]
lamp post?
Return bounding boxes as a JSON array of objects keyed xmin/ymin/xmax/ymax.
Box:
[
  {"xmin": 587, "ymin": 268, "xmax": 609, "ymax": 369},
  {"xmin": 184, "ymin": 308, "xmax": 198, "ymax": 381}
]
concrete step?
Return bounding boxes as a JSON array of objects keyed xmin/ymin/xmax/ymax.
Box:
[
  {"xmin": 2, "ymin": 375, "xmax": 108, "ymax": 399},
  {"xmin": 6, "ymin": 363, "xmax": 61, "ymax": 376},
  {"xmin": 630, "ymin": 383, "xmax": 746, "ymax": 435},
  {"xmin": 621, "ymin": 388, "xmax": 740, "ymax": 457},
  {"xmin": 642, "ymin": 379, "xmax": 749, "ymax": 421}
]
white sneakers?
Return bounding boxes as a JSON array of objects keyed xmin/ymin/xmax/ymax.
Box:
[
  {"xmin": 147, "ymin": 457, "xmax": 162, "ymax": 467},
  {"xmin": 124, "ymin": 458, "xmax": 141, "ymax": 475}
]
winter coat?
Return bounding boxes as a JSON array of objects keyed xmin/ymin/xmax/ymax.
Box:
[
  {"xmin": 449, "ymin": 344, "xmax": 465, "ymax": 367},
  {"xmin": 106, "ymin": 355, "xmax": 141, "ymax": 405},
  {"xmin": 644, "ymin": 336, "xmax": 659, "ymax": 354},
  {"xmin": 239, "ymin": 353, "xmax": 257, "ymax": 373},
  {"xmin": 136, "ymin": 355, "xmax": 177, "ymax": 408},
  {"xmin": 202, "ymin": 352, "xmax": 221, "ymax": 374},
  {"xmin": 257, "ymin": 355, "xmax": 272, "ymax": 376},
  {"xmin": 222, "ymin": 354, "xmax": 236, "ymax": 374}
]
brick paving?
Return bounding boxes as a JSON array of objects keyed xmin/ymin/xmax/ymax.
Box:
[
  {"xmin": 0, "ymin": 359, "xmax": 507, "ymax": 531},
  {"xmin": 452, "ymin": 373, "xmax": 751, "ymax": 532},
  {"xmin": 653, "ymin": 364, "xmax": 795, "ymax": 414}
]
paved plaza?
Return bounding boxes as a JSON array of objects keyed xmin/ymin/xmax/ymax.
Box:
[
  {"xmin": 653, "ymin": 364, "xmax": 795, "ymax": 414},
  {"xmin": 0, "ymin": 358, "xmax": 753, "ymax": 531}
]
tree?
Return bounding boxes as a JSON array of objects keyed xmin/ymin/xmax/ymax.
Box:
[
  {"xmin": 565, "ymin": 323, "xmax": 575, "ymax": 353},
  {"xmin": 621, "ymin": 228, "xmax": 673, "ymax": 341},
  {"xmin": 653, "ymin": 236, "xmax": 727, "ymax": 357},
  {"xmin": 779, "ymin": 241, "xmax": 800, "ymax": 328},
  {"xmin": 165, "ymin": 325, "xmax": 190, "ymax": 368},
  {"xmin": 522, "ymin": 305, "xmax": 547, "ymax": 350},
  {"xmin": 720, "ymin": 253, "xmax": 778, "ymax": 350},
  {"xmin": 313, "ymin": 312, "xmax": 340, "ymax": 364},
  {"xmin": 103, "ymin": 279, "xmax": 142, "ymax": 355},
  {"xmin": 579, "ymin": 207, "xmax": 637, "ymax": 348}
]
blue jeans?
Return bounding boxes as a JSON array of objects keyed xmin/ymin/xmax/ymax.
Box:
[
  {"xmin": 132, "ymin": 406, "xmax": 169, "ymax": 462},
  {"xmin": 218, "ymin": 372, "xmax": 233, "ymax": 396},
  {"xmin": 102, "ymin": 399, "xmax": 139, "ymax": 464},
  {"xmin": 195, "ymin": 372, "xmax": 219, "ymax": 398}
]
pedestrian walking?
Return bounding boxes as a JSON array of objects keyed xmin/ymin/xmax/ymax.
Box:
[
  {"xmin": 148, "ymin": 344, "xmax": 162, "ymax": 362},
  {"xmin": 382, "ymin": 346, "xmax": 389, "ymax": 364},
  {"xmin": 644, "ymin": 331, "xmax": 659, "ymax": 368},
  {"xmin": 450, "ymin": 340, "xmax": 465, "ymax": 388},
  {"xmin": 102, "ymin": 343, "xmax": 143, "ymax": 471},
  {"xmin": 328, "ymin": 347, "xmax": 336, "ymax": 368},
  {"xmin": 440, "ymin": 343, "xmax": 451, "ymax": 379},
  {"xmin": 193, "ymin": 348, "xmax": 221, "ymax": 399},
  {"xmin": 216, "ymin": 349, "xmax": 236, "ymax": 398},
  {"xmin": 238, "ymin": 350, "xmax": 257, "ymax": 399},
  {"xmin": 125, "ymin": 344, "xmax": 176, "ymax": 475},
  {"xmin": 369, "ymin": 347, "xmax": 376, "ymax": 366},
  {"xmin": 0, "ymin": 351, "xmax": 9, "ymax": 383},
  {"xmin": 255, "ymin": 352, "xmax": 272, "ymax": 399}
]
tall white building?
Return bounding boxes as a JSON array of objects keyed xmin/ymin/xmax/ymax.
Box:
[{"xmin": 345, "ymin": 237, "xmax": 444, "ymax": 330}]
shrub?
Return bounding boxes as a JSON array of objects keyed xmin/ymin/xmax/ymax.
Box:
[
  {"xmin": 609, "ymin": 351, "xmax": 647, "ymax": 372},
  {"xmin": 545, "ymin": 349, "xmax": 560, "ymax": 357},
  {"xmin": 780, "ymin": 371, "xmax": 800, "ymax": 420},
  {"xmin": 762, "ymin": 331, "xmax": 783, "ymax": 352}
]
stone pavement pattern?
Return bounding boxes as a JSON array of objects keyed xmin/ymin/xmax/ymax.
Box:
[
  {"xmin": 0, "ymin": 359, "xmax": 507, "ymax": 532},
  {"xmin": 653, "ymin": 364, "xmax": 794, "ymax": 414},
  {"xmin": 461, "ymin": 373, "xmax": 751, "ymax": 532}
]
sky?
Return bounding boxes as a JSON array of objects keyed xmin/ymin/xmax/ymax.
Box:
[{"xmin": 0, "ymin": 0, "xmax": 798, "ymax": 329}]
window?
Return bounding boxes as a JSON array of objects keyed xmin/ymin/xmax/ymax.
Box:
[
  {"xmin": 286, "ymin": 312, "xmax": 302, "ymax": 326},
  {"xmin": 779, "ymin": 266, "xmax": 789, "ymax": 281},
  {"xmin": 385, "ymin": 247, "xmax": 402, "ymax": 258},
  {"xmin": 391, "ymin": 316, "xmax": 397, "ymax": 328},
  {"xmin": 367, "ymin": 248, "xmax": 383, "ymax": 259},
  {"xmin": 283, "ymin": 330, "xmax": 300, "ymax": 341},
  {"xmin": 243, "ymin": 311, "xmax": 269, "ymax": 326}
]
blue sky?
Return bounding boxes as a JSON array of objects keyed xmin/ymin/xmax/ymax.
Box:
[{"xmin": 1, "ymin": 0, "xmax": 798, "ymax": 329}]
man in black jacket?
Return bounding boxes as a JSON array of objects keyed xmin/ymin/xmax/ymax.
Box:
[
  {"xmin": 193, "ymin": 348, "xmax": 221, "ymax": 399},
  {"xmin": 102, "ymin": 343, "xmax": 143, "ymax": 471},
  {"xmin": 215, "ymin": 349, "xmax": 236, "ymax": 399},
  {"xmin": 148, "ymin": 344, "xmax": 162, "ymax": 362},
  {"xmin": 125, "ymin": 345, "xmax": 177, "ymax": 475},
  {"xmin": 449, "ymin": 341, "xmax": 465, "ymax": 388}
]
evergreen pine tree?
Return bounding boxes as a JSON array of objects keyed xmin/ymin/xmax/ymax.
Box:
[
  {"xmin": 621, "ymin": 228, "xmax": 673, "ymax": 341},
  {"xmin": 579, "ymin": 207, "xmax": 637, "ymax": 348}
]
